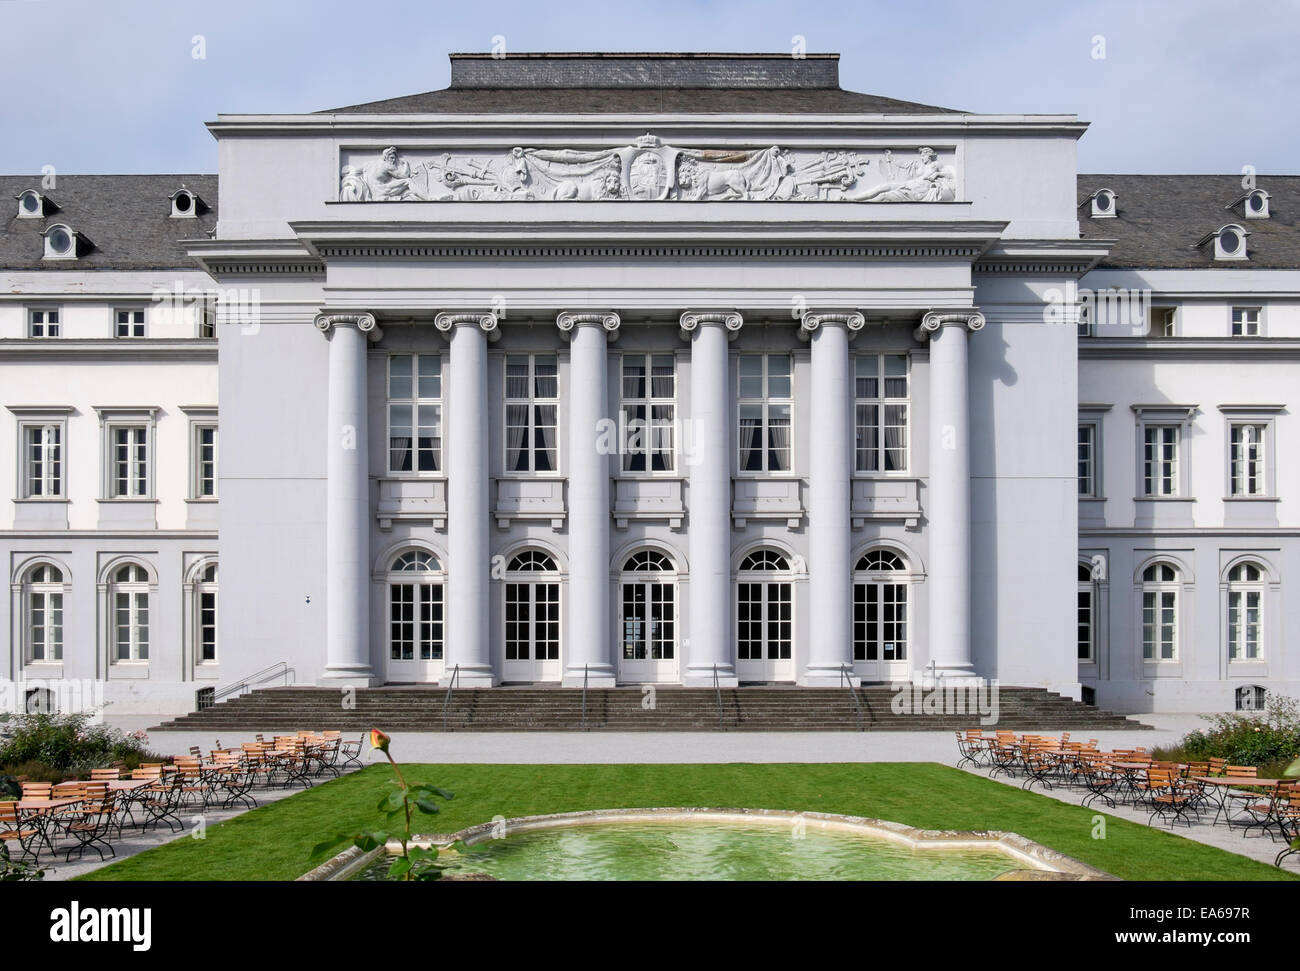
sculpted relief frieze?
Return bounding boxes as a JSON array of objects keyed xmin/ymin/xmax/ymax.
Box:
[{"xmin": 337, "ymin": 136, "xmax": 957, "ymax": 203}]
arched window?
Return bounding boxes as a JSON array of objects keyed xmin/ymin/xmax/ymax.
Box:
[
  {"xmin": 1226, "ymin": 561, "xmax": 1264, "ymax": 661},
  {"xmin": 194, "ymin": 562, "xmax": 218, "ymax": 664},
  {"xmin": 854, "ymin": 550, "xmax": 909, "ymax": 663},
  {"xmin": 620, "ymin": 550, "xmax": 676, "ymax": 673},
  {"xmin": 1141, "ymin": 562, "xmax": 1179, "ymax": 661},
  {"xmin": 112, "ymin": 563, "xmax": 151, "ymax": 662},
  {"xmin": 1077, "ymin": 562, "xmax": 1095, "ymax": 662},
  {"xmin": 24, "ymin": 563, "xmax": 64, "ymax": 663},
  {"xmin": 388, "ymin": 550, "xmax": 443, "ymax": 666},
  {"xmin": 736, "ymin": 549, "xmax": 793, "ymax": 675},
  {"xmin": 504, "ymin": 550, "xmax": 560, "ymax": 677}
]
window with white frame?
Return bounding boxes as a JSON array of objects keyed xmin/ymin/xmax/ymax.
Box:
[
  {"xmin": 505, "ymin": 355, "xmax": 559, "ymax": 473},
  {"xmin": 21, "ymin": 421, "xmax": 64, "ymax": 498},
  {"xmin": 191, "ymin": 424, "xmax": 217, "ymax": 498},
  {"xmin": 198, "ymin": 303, "xmax": 216, "ymax": 339},
  {"xmin": 1078, "ymin": 423, "xmax": 1098, "ymax": 497},
  {"xmin": 620, "ymin": 550, "xmax": 676, "ymax": 661},
  {"xmin": 1141, "ymin": 562, "xmax": 1179, "ymax": 661},
  {"xmin": 1228, "ymin": 423, "xmax": 1267, "ymax": 496},
  {"xmin": 504, "ymin": 551, "xmax": 560, "ymax": 663},
  {"xmin": 388, "ymin": 551, "xmax": 443, "ymax": 663},
  {"xmin": 1142, "ymin": 425, "xmax": 1180, "ymax": 496},
  {"xmin": 1076, "ymin": 301, "xmax": 1091, "ymax": 337},
  {"xmin": 855, "ymin": 354, "xmax": 909, "ymax": 473},
  {"xmin": 388, "ymin": 354, "xmax": 442, "ymax": 474},
  {"xmin": 111, "ymin": 563, "xmax": 150, "ymax": 662},
  {"xmin": 195, "ymin": 562, "xmax": 217, "ymax": 664},
  {"xmin": 28, "ymin": 309, "xmax": 59, "ymax": 338},
  {"xmin": 108, "ymin": 425, "xmax": 149, "ymax": 498},
  {"xmin": 115, "ymin": 309, "xmax": 145, "ymax": 338},
  {"xmin": 1231, "ymin": 307, "xmax": 1261, "ymax": 337},
  {"xmin": 25, "ymin": 563, "xmax": 64, "ymax": 663},
  {"xmin": 620, "ymin": 354, "xmax": 675, "ymax": 473},
  {"xmin": 1077, "ymin": 562, "xmax": 1095, "ymax": 661},
  {"xmin": 736, "ymin": 549, "xmax": 793, "ymax": 663},
  {"xmin": 1226, "ymin": 562, "xmax": 1264, "ymax": 661},
  {"xmin": 738, "ymin": 355, "xmax": 792, "ymax": 473},
  {"xmin": 853, "ymin": 550, "xmax": 909, "ymax": 662}
]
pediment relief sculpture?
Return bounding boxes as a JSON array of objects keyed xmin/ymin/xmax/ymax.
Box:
[{"xmin": 338, "ymin": 137, "xmax": 957, "ymax": 203}]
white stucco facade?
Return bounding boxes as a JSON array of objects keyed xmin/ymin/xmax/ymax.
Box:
[{"xmin": 1, "ymin": 53, "xmax": 1295, "ymax": 715}]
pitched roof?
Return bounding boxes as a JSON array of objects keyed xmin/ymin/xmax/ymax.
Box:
[
  {"xmin": 0, "ymin": 174, "xmax": 217, "ymax": 271},
  {"xmin": 324, "ymin": 51, "xmax": 961, "ymax": 115},
  {"xmin": 1078, "ymin": 174, "xmax": 1300, "ymax": 269}
]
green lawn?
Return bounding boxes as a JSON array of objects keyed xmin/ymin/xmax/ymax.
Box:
[{"xmin": 79, "ymin": 762, "xmax": 1294, "ymax": 881}]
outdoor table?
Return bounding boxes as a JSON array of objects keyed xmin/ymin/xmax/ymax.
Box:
[
  {"xmin": 15, "ymin": 797, "xmax": 84, "ymax": 858},
  {"xmin": 1193, "ymin": 777, "xmax": 1293, "ymax": 826},
  {"xmin": 1106, "ymin": 762, "xmax": 1151, "ymax": 804}
]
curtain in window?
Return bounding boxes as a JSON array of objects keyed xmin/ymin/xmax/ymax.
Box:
[
  {"xmin": 534, "ymin": 404, "xmax": 558, "ymax": 471},
  {"xmin": 767, "ymin": 405, "xmax": 791, "ymax": 471},
  {"xmin": 739, "ymin": 407, "xmax": 763, "ymax": 471},
  {"xmin": 506, "ymin": 404, "xmax": 530, "ymax": 471},
  {"xmin": 883, "ymin": 404, "xmax": 907, "ymax": 472}
]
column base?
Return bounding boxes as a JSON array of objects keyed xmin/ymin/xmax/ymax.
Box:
[
  {"xmin": 319, "ymin": 666, "xmax": 376, "ymax": 689},
  {"xmin": 929, "ymin": 663, "xmax": 983, "ymax": 688},
  {"xmin": 442, "ymin": 665, "xmax": 497, "ymax": 688},
  {"xmin": 682, "ymin": 664, "xmax": 738, "ymax": 688},
  {"xmin": 563, "ymin": 664, "xmax": 616, "ymax": 688},
  {"xmin": 800, "ymin": 664, "xmax": 859, "ymax": 688}
]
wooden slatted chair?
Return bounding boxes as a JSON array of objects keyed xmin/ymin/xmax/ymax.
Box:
[{"xmin": 1146, "ymin": 768, "xmax": 1195, "ymax": 828}]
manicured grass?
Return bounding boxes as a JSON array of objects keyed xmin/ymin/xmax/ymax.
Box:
[{"xmin": 79, "ymin": 762, "xmax": 1294, "ymax": 881}]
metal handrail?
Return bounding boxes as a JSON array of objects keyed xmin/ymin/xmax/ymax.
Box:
[
  {"xmin": 581, "ymin": 664, "xmax": 589, "ymax": 732},
  {"xmin": 713, "ymin": 664, "xmax": 725, "ymax": 731},
  {"xmin": 208, "ymin": 661, "xmax": 294, "ymax": 707},
  {"xmin": 841, "ymin": 664, "xmax": 866, "ymax": 731},
  {"xmin": 441, "ymin": 664, "xmax": 460, "ymax": 732}
]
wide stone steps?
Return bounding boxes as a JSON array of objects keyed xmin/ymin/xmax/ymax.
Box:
[{"xmin": 152, "ymin": 685, "xmax": 1145, "ymax": 733}]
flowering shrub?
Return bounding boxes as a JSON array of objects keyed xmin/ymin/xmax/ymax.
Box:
[
  {"xmin": 0, "ymin": 712, "xmax": 164, "ymax": 777},
  {"xmin": 1157, "ymin": 695, "xmax": 1300, "ymax": 773}
]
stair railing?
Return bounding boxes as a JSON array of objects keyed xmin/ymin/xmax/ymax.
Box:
[
  {"xmin": 200, "ymin": 661, "xmax": 294, "ymax": 710},
  {"xmin": 713, "ymin": 664, "xmax": 726, "ymax": 731},
  {"xmin": 441, "ymin": 664, "xmax": 460, "ymax": 732},
  {"xmin": 581, "ymin": 664, "xmax": 590, "ymax": 732},
  {"xmin": 841, "ymin": 664, "xmax": 866, "ymax": 732}
]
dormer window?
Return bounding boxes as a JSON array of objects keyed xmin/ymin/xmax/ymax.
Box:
[
  {"xmin": 1244, "ymin": 189, "xmax": 1270, "ymax": 219},
  {"xmin": 1196, "ymin": 224, "xmax": 1249, "ymax": 261},
  {"xmin": 42, "ymin": 223, "xmax": 85, "ymax": 260},
  {"xmin": 1088, "ymin": 188, "xmax": 1116, "ymax": 218},
  {"xmin": 16, "ymin": 189, "xmax": 50, "ymax": 219},
  {"xmin": 169, "ymin": 188, "xmax": 204, "ymax": 218}
]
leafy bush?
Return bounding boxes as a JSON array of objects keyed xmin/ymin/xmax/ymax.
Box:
[
  {"xmin": 1153, "ymin": 694, "xmax": 1300, "ymax": 775},
  {"xmin": 0, "ymin": 844, "xmax": 43, "ymax": 882},
  {"xmin": 0, "ymin": 712, "xmax": 159, "ymax": 776}
]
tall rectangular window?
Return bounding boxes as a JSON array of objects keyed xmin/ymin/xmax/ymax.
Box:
[
  {"xmin": 194, "ymin": 425, "xmax": 217, "ymax": 498},
  {"xmin": 1141, "ymin": 590, "xmax": 1177, "ymax": 660},
  {"xmin": 388, "ymin": 354, "xmax": 442, "ymax": 473},
  {"xmin": 1142, "ymin": 425, "xmax": 1179, "ymax": 496},
  {"xmin": 855, "ymin": 354, "xmax": 909, "ymax": 473},
  {"xmin": 1231, "ymin": 307, "xmax": 1260, "ymax": 337},
  {"xmin": 115, "ymin": 309, "xmax": 145, "ymax": 338},
  {"xmin": 505, "ymin": 355, "xmax": 559, "ymax": 473},
  {"xmin": 621, "ymin": 354, "xmax": 675, "ymax": 473},
  {"xmin": 199, "ymin": 591, "xmax": 217, "ymax": 662},
  {"xmin": 28, "ymin": 309, "xmax": 59, "ymax": 338},
  {"xmin": 1077, "ymin": 423, "xmax": 1097, "ymax": 497},
  {"xmin": 110, "ymin": 426, "xmax": 149, "ymax": 498},
  {"xmin": 1229, "ymin": 423, "xmax": 1266, "ymax": 496},
  {"xmin": 22, "ymin": 423, "xmax": 63, "ymax": 498},
  {"xmin": 737, "ymin": 354, "xmax": 792, "ymax": 473}
]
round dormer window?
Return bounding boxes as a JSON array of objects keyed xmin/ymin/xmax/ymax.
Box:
[
  {"xmin": 47, "ymin": 227, "xmax": 72, "ymax": 255},
  {"xmin": 1094, "ymin": 190, "xmax": 1112, "ymax": 212},
  {"xmin": 1219, "ymin": 228, "xmax": 1242, "ymax": 255},
  {"xmin": 19, "ymin": 190, "xmax": 40, "ymax": 214},
  {"xmin": 174, "ymin": 191, "xmax": 193, "ymax": 214},
  {"xmin": 1248, "ymin": 191, "xmax": 1266, "ymax": 214}
]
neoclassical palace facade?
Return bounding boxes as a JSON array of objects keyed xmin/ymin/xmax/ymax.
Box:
[{"xmin": 2, "ymin": 52, "xmax": 1297, "ymax": 713}]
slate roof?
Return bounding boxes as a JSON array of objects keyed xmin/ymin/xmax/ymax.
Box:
[
  {"xmin": 1078, "ymin": 174, "xmax": 1300, "ymax": 269},
  {"xmin": 324, "ymin": 52, "xmax": 961, "ymax": 115},
  {"xmin": 0, "ymin": 174, "xmax": 217, "ymax": 271}
]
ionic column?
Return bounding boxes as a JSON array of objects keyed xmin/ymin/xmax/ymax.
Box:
[
  {"xmin": 801, "ymin": 310, "xmax": 864, "ymax": 685},
  {"xmin": 558, "ymin": 311, "xmax": 620, "ymax": 687},
  {"xmin": 680, "ymin": 310, "xmax": 742, "ymax": 687},
  {"xmin": 315, "ymin": 312, "xmax": 382, "ymax": 685},
  {"xmin": 435, "ymin": 311, "xmax": 499, "ymax": 687},
  {"xmin": 915, "ymin": 310, "xmax": 985, "ymax": 681}
]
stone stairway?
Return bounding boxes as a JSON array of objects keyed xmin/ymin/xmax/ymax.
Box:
[{"xmin": 152, "ymin": 684, "xmax": 1146, "ymax": 733}]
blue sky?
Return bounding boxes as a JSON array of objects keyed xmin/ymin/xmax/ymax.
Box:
[{"xmin": 2, "ymin": 0, "xmax": 1298, "ymax": 175}]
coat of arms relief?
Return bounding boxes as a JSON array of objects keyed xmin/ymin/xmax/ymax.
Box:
[{"xmin": 338, "ymin": 136, "xmax": 957, "ymax": 203}]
